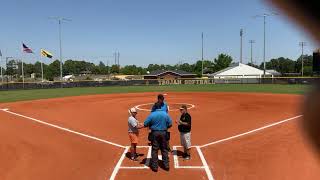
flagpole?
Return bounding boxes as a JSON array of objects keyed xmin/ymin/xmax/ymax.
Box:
[
  {"xmin": 21, "ymin": 58, "xmax": 25, "ymax": 88},
  {"xmin": 41, "ymin": 56, "xmax": 44, "ymax": 82},
  {"xmin": 0, "ymin": 56, "xmax": 3, "ymax": 84}
]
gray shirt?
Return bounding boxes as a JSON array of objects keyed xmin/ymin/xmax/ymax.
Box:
[{"xmin": 128, "ymin": 116, "xmax": 139, "ymax": 133}]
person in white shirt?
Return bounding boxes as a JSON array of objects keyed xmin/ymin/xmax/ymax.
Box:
[{"xmin": 128, "ymin": 107, "xmax": 144, "ymax": 161}]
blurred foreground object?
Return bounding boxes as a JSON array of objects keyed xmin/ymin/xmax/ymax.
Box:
[
  {"xmin": 268, "ymin": 0, "xmax": 320, "ymax": 155},
  {"xmin": 268, "ymin": 0, "xmax": 320, "ymax": 44}
]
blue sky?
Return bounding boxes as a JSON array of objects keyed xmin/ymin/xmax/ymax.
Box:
[{"xmin": 0, "ymin": 0, "xmax": 317, "ymax": 67}]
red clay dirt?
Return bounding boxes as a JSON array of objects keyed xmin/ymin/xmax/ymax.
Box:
[{"xmin": 0, "ymin": 92, "xmax": 319, "ymax": 180}]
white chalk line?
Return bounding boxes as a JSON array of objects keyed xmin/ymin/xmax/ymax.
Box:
[
  {"xmin": 135, "ymin": 102, "xmax": 195, "ymax": 112},
  {"xmin": 197, "ymin": 146, "xmax": 214, "ymax": 180},
  {"xmin": 200, "ymin": 115, "xmax": 303, "ymax": 148},
  {"xmin": 173, "ymin": 146, "xmax": 180, "ymax": 168},
  {"xmin": 110, "ymin": 147, "xmax": 129, "ymax": 180},
  {"xmin": 0, "ymin": 109, "xmax": 125, "ymax": 148},
  {"xmin": 120, "ymin": 166, "xmax": 149, "ymax": 169},
  {"xmin": 173, "ymin": 146, "xmax": 214, "ymax": 179}
]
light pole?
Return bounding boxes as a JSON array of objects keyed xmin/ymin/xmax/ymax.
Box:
[
  {"xmin": 6, "ymin": 57, "xmax": 13, "ymax": 89},
  {"xmin": 201, "ymin": 32, "xmax": 204, "ymax": 76},
  {"xmin": 0, "ymin": 54, "xmax": 3, "ymax": 84},
  {"xmin": 254, "ymin": 12, "xmax": 278, "ymax": 77},
  {"xmin": 49, "ymin": 17, "xmax": 71, "ymax": 82},
  {"xmin": 249, "ymin": 40, "xmax": 255, "ymax": 64},
  {"xmin": 299, "ymin": 42, "xmax": 307, "ymax": 76},
  {"xmin": 240, "ymin": 29, "xmax": 243, "ymax": 63}
]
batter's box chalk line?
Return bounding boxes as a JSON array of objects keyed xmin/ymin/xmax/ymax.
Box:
[
  {"xmin": 135, "ymin": 103, "xmax": 195, "ymax": 112},
  {"xmin": 110, "ymin": 145, "xmax": 214, "ymax": 180}
]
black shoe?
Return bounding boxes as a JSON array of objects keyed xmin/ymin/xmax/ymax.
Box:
[
  {"xmin": 150, "ymin": 167, "xmax": 158, "ymax": 172},
  {"xmin": 163, "ymin": 166, "xmax": 170, "ymax": 171},
  {"xmin": 135, "ymin": 153, "xmax": 143, "ymax": 157}
]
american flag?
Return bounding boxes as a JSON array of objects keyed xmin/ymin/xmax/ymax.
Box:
[{"xmin": 22, "ymin": 43, "xmax": 33, "ymax": 53}]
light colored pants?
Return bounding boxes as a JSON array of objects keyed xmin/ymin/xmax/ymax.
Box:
[{"xmin": 180, "ymin": 132, "xmax": 191, "ymax": 149}]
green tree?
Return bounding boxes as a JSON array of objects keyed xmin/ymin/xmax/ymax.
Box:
[
  {"xmin": 34, "ymin": 61, "xmax": 43, "ymax": 78},
  {"xmin": 110, "ymin": 64, "xmax": 120, "ymax": 73},
  {"xmin": 6, "ymin": 60, "xmax": 18, "ymax": 76},
  {"xmin": 303, "ymin": 66, "xmax": 313, "ymax": 76},
  {"xmin": 262, "ymin": 57, "xmax": 296, "ymax": 74},
  {"xmin": 25, "ymin": 63, "xmax": 36, "ymax": 76},
  {"xmin": 147, "ymin": 64, "xmax": 161, "ymax": 72},
  {"xmin": 45, "ymin": 60, "xmax": 60, "ymax": 80},
  {"xmin": 295, "ymin": 55, "xmax": 312, "ymax": 75},
  {"xmin": 247, "ymin": 62, "xmax": 260, "ymax": 69},
  {"xmin": 177, "ymin": 63, "xmax": 192, "ymax": 72},
  {"xmin": 98, "ymin": 61, "xmax": 108, "ymax": 74},
  {"xmin": 212, "ymin": 54, "xmax": 233, "ymax": 73}
]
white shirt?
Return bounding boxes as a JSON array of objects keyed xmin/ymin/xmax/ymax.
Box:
[{"xmin": 128, "ymin": 116, "xmax": 139, "ymax": 133}]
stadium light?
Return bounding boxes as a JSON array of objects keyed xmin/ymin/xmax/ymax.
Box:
[
  {"xmin": 201, "ymin": 32, "xmax": 204, "ymax": 76},
  {"xmin": 240, "ymin": 29, "xmax": 243, "ymax": 64},
  {"xmin": 253, "ymin": 12, "xmax": 278, "ymax": 77},
  {"xmin": 249, "ymin": 40, "xmax": 255, "ymax": 64},
  {"xmin": 299, "ymin": 41, "xmax": 307, "ymax": 76},
  {"xmin": 49, "ymin": 16, "xmax": 72, "ymax": 83}
]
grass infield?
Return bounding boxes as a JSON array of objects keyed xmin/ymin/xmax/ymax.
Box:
[{"xmin": 0, "ymin": 84, "xmax": 308, "ymax": 103}]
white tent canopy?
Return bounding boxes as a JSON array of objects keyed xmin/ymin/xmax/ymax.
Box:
[{"xmin": 209, "ymin": 63, "xmax": 272, "ymax": 78}]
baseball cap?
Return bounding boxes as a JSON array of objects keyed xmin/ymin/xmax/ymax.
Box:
[
  {"xmin": 129, "ymin": 107, "xmax": 138, "ymax": 113},
  {"xmin": 179, "ymin": 105, "xmax": 187, "ymax": 110},
  {"xmin": 158, "ymin": 94, "xmax": 164, "ymax": 100}
]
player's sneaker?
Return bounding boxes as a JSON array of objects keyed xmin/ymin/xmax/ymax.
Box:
[{"xmin": 184, "ymin": 155, "xmax": 191, "ymax": 160}]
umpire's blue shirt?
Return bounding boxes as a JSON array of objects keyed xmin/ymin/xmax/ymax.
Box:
[{"xmin": 144, "ymin": 110, "xmax": 172, "ymax": 131}]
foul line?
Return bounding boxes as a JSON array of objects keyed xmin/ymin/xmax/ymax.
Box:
[
  {"xmin": 110, "ymin": 147, "xmax": 129, "ymax": 180},
  {"xmin": 0, "ymin": 109, "xmax": 125, "ymax": 149},
  {"xmin": 200, "ymin": 115, "xmax": 303, "ymax": 148}
]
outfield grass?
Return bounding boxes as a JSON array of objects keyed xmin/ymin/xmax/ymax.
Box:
[{"xmin": 0, "ymin": 84, "xmax": 309, "ymax": 103}]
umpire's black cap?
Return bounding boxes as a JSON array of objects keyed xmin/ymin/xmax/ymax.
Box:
[{"xmin": 158, "ymin": 94, "xmax": 164, "ymax": 100}]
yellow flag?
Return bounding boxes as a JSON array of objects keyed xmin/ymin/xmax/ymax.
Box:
[{"xmin": 41, "ymin": 49, "xmax": 53, "ymax": 58}]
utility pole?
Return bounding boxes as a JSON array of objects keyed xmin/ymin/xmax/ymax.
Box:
[
  {"xmin": 49, "ymin": 16, "xmax": 71, "ymax": 83},
  {"xmin": 254, "ymin": 12, "xmax": 278, "ymax": 77},
  {"xmin": 201, "ymin": 32, "xmax": 204, "ymax": 76},
  {"xmin": 6, "ymin": 57, "xmax": 13, "ymax": 89},
  {"xmin": 0, "ymin": 54, "xmax": 3, "ymax": 84},
  {"xmin": 299, "ymin": 42, "xmax": 307, "ymax": 76},
  {"xmin": 240, "ymin": 29, "xmax": 243, "ymax": 63},
  {"xmin": 107, "ymin": 60, "xmax": 109, "ymax": 74},
  {"xmin": 249, "ymin": 40, "xmax": 255, "ymax": 64},
  {"xmin": 118, "ymin": 52, "xmax": 120, "ymax": 68}
]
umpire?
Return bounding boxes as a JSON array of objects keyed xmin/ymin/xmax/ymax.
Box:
[{"xmin": 144, "ymin": 102, "xmax": 172, "ymax": 172}]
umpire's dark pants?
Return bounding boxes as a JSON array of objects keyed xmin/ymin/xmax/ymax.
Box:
[{"xmin": 150, "ymin": 130, "xmax": 169, "ymax": 169}]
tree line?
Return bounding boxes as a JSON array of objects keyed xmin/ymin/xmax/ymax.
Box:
[{"xmin": 1, "ymin": 53, "xmax": 313, "ymax": 81}]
